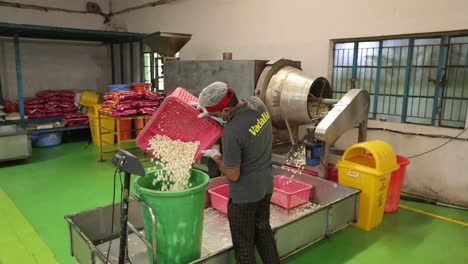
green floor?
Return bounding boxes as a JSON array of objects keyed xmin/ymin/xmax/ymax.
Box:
[{"xmin": 0, "ymin": 140, "xmax": 467, "ymax": 264}]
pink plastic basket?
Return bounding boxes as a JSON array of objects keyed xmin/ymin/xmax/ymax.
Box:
[
  {"xmin": 135, "ymin": 87, "xmax": 223, "ymax": 161},
  {"xmin": 208, "ymin": 184, "xmax": 229, "ymax": 214},
  {"xmin": 271, "ymin": 176, "xmax": 313, "ymax": 209}
]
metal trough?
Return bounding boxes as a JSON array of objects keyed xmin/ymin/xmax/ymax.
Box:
[{"xmin": 65, "ymin": 165, "xmax": 359, "ymax": 263}]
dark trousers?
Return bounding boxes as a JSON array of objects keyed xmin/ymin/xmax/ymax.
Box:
[{"xmin": 227, "ymin": 194, "xmax": 280, "ymax": 264}]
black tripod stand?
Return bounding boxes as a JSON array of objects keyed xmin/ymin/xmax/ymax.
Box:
[{"xmin": 112, "ymin": 149, "xmax": 145, "ymax": 264}]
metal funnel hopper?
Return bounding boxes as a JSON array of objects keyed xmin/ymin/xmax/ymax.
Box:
[{"xmin": 143, "ymin": 32, "xmax": 191, "ymax": 57}]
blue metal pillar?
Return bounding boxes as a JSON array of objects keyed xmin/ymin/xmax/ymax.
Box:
[
  {"xmin": 14, "ymin": 35, "xmax": 25, "ymax": 121},
  {"xmin": 120, "ymin": 43, "xmax": 124, "ymax": 84},
  {"xmin": 401, "ymin": 39, "xmax": 415, "ymax": 123},
  {"xmin": 351, "ymin": 41, "xmax": 359, "ymax": 88},
  {"xmin": 139, "ymin": 41, "xmax": 145, "ymax": 83},
  {"xmin": 150, "ymin": 52, "xmax": 155, "ymax": 87},
  {"xmin": 129, "ymin": 42, "xmax": 134, "ymax": 82},
  {"xmin": 110, "ymin": 43, "xmax": 115, "ymax": 84},
  {"xmin": 373, "ymin": 40, "xmax": 384, "ymax": 119},
  {"xmin": 432, "ymin": 36, "xmax": 449, "ymax": 126}
]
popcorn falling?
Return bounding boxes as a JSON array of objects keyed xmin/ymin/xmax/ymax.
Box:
[
  {"xmin": 147, "ymin": 134, "xmax": 200, "ymax": 191},
  {"xmin": 283, "ymin": 145, "xmax": 307, "ymax": 185}
]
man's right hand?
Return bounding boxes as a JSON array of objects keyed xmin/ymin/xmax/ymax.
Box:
[{"xmin": 189, "ymin": 101, "xmax": 210, "ymax": 118}]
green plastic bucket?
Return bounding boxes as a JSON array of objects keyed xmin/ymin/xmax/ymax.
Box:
[{"xmin": 134, "ymin": 168, "xmax": 210, "ymax": 264}]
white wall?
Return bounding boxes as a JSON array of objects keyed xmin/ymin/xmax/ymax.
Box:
[
  {"xmin": 116, "ymin": 0, "xmax": 468, "ymax": 77},
  {"xmin": 114, "ymin": 0, "xmax": 468, "ymax": 206},
  {"xmin": 0, "ymin": 0, "xmax": 112, "ymax": 30},
  {"xmin": 0, "ymin": 0, "xmax": 133, "ymax": 101},
  {"xmin": 0, "ymin": 39, "xmax": 111, "ymax": 100}
]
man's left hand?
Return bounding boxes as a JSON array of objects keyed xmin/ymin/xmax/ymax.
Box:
[{"xmin": 202, "ymin": 149, "xmax": 222, "ymax": 159}]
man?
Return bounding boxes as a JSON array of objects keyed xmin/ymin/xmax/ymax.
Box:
[{"xmin": 196, "ymin": 81, "xmax": 280, "ymax": 264}]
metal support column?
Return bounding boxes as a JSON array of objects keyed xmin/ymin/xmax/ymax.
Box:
[
  {"xmin": 0, "ymin": 72, "xmax": 3, "ymax": 104},
  {"xmin": 351, "ymin": 41, "xmax": 359, "ymax": 88},
  {"xmin": 110, "ymin": 44, "xmax": 115, "ymax": 84},
  {"xmin": 14, "ymin": 35, "xmax": 25, "ymax": 121},
  {"xmin": 320, "ymin": 142, "xmax": 331, "ymax": 179},
  {"xmin": 432, "ymin": 36, "xmax": 449, "ymax": 126},
  {"xmin": 401, "ymin": 38, "xmax": 414, "ymax": 123},
  {"xmin": 129, "ymin": 42, "xmax": 134, "ymax": 82},
  {"xmin": 139, "ymin": 41, "xmax": 145, "ymax": 83},
  {"xmin": 358, "ymin": 120, "xmax": 368, "ymax": 142},
  {"xmin": 373, "ymin": 40, "xmax": 384, "ymax": 119},
  {"xmin": 155, "ymin": 54, "xmax": 160, "ymax": 92},
  {"xmin": 150, "ymin": 52, "xmax": 155, "ymax": 88},
  {"xmin": 120, "ymin": 43, "xmax": 124, "ymax": 84}
]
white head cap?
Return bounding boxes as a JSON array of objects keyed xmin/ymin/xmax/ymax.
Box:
[{"xmin": 198, "ymin": 82, "xmax": 229, "ymax": 108}]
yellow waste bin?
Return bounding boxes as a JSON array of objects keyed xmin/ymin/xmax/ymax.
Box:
[
  {"xmin": 336, "ymin": 140, "xmax": 399, "ymax": 231},
  {"xmin": 88, "ymin": 104, "xmax": 114, "ymax": 146}
]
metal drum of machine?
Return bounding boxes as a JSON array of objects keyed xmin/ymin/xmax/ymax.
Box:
[{"xmin": 255, "ymin": 60, "xmax": 334, "ymax": 129}]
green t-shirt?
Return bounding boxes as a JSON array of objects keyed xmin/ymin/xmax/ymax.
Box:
[{"xmin": 222, "ymin": 96, "xmax": 273, "ymax": 203}]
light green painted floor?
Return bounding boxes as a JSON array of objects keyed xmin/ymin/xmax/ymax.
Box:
[
  {"xmin": 0, "ymin": 188, "xmax": 58, "ymax": 264},
  {"xmin": 0, "ymin": 140, "xmax": 467, "ymax": 264}
]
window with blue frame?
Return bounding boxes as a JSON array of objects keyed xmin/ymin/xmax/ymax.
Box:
[
  {"xmin": 143, "ymin": 52, "xmax": 179, "ymax": 92},
  {"xmin": 332, "ymin": 34, "xmax": 468, "ymax": 128}
]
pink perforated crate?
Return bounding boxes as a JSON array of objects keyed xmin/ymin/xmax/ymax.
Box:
[
  {"xmin": 169, "ymin": 86, "xmax": 199, "ymax": 103},
  {"xmin": 271, "ymin": 176, "xmax": 313, "ymax": 209},
  {"xmin": 208, "ymin": 184, "xmax": 229, "ymax": 214},
  {"xmin": 135, "ymin": 87, "xmax": 223, "ymax": 161}
]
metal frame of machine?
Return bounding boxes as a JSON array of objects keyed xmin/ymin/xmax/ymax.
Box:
[
  {"xmin": 65, "ymin": 165, "xmax": 360, "ymax": 264},
  {"xmin": 163, "ymin": 58, "xmax": 370, "ymax": 178},
  {"xmin": 0, "ymin": 124, "xmax": 31, "ymax": 161}
]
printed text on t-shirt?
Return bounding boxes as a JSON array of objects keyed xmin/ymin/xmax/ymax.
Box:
[{"xmin": 248, "ymin": 112, "xmax": 271, "ymax": 136}]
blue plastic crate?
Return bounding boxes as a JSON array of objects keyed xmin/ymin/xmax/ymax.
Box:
[
  {"xmin": 108, "ymin": 84, "xmax": 130, "ymax": 92},
  {"xmin": 306, "ymin": 144, "xmax": 322, "ymax": 166}
]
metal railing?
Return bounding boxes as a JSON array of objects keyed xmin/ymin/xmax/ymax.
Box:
[
  {"xmin": 129, "ymin": 192, "xmax": 158, "ymax": 264},
  {"xmin": 333, "ymin": 34, "xmax": 468, "ymax": 128}
]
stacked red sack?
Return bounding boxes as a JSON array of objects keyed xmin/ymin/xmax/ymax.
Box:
[
  {"xmin": 25, "ymin": 90, "xmax": 77, "ymax": 118},
  {"xmin": 62, "ymin": 113, "xmax": 89, "ymax": 127},
  {"xmin": 99, "ymin": 90, "xmax": 162, "ymax": 117},
  {"xmin": 3, "ymin": 100, "xmax": 18, "ymax": 113}
]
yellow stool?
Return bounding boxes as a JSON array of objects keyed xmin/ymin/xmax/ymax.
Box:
[{"xmin": 336, "ymin": 140, "xmax": 399, "ymax": 231}]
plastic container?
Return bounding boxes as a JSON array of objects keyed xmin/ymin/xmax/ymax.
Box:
[
  {"xmin": 116, "ymin": 119, "xmax": 132, "ymax": 141},
  {"xmin": 108, "ymin": 84, "xmax": 130, "ymax": 92},
  {"xmin": 134, "ymin": 117, "xmax": 145, "ymax": 136},
  {"xmin": 208, "ymin": 184, "xmax": 229, "ymax": 214},
  {"xmin": 336, "ymin": 140, "xmax": 399, "ymax": 231},
  {"xmin": 136, "ymin": 87, "xmax": 222, "ymax": 161},
  {"xmin": 327, "ymin": 163, "xmax": 339, "ymax": 183},
  {"xmin": 271, "ymin": 176, "xmax": 313, "ymax": 209},
  {"xmin": 134, "ymin": 168, "xmax": 210, "ymax": 264},
  {"xmin": 131, "ymin": 83, "xmax": 151, "ymax": 91},
  {"xmin": 306, "ymin": 144, "xmax": 322, "ymax": 166},
  {"xmin": 385, "ymin": 155, "xmax": 410, "ymax": 213},
  {"xmin": 134, "ymin": 116, "xmax": 151, "ymax": 136},
  {"xmin": 88, "ymin": 104, "xmax": 114, "ymax": 146},
  {"xmin": 31, "ymin": 132, "xmax": 63, "ymax": 147}
]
